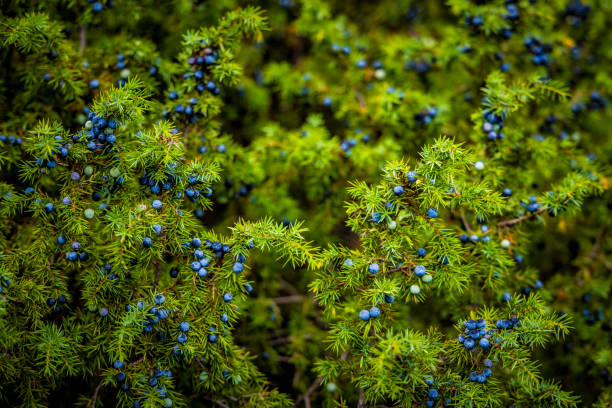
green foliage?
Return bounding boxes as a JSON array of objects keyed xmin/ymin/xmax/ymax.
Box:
[{"xmin": 0, "ymin": 1, "xmax": 611, "ymax": 408}]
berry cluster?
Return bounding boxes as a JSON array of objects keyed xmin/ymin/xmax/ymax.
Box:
[
  {"xmin": 358, "ymin": 306, "xmax": 381, "ymax": 321},
  {"xmin": 459, "ymin": 223, "xmax": 491, "ymax": 244},
  {"xmin": 63, "ymin": 241, "xmax": 89, "ymax": 262},
  {"xmin": 469, "ymin": 358, "xmax": 493, "ymax": 383},
  {"xmin": 481, "ymin": 109, "xmax": 505, "ymax": 141},
  {"xmin": 339, "ymin": 130, "xmax": 370, "ymax": 154},
  {"xmin": 88, "ymin": 0, "xmax": 114, "ymax": 13},
  {"xmin": 414, "ymin": 107, "xmax": 438, "ymax": 126},
  {"xmin": 524, "ymin": 37, "xmax": 552, "ymax": 66},
  {"xmin": 0, "ymin": 134, "xmax": 22, "ymax": 145},
  {"xmin": 458, "ymin": 318, "xmax": 492, "ymax": 350},
  {"xmin": 424, "ymin": 377, "xmax": 439, "ymax": 407},
  {"xmin": 521, "ymin": 195, "xmax": 541, "ymax": 213},
  {"xmin": 164, "ymin": 45, "xmax": 221, "ymax": 124},
  {"xmin": 83, "ymin": 110, "xmax": 118, "ymax": 150},
  {"xmin": 495, "ymin": 316, "xmax": 521, "ymax": 330},
  {"xmin": 35, "ymin": 134, "xmax": 71, "ymax": 170},
  {"xmin": 46, "ymin": 294, "xmax": 67, "ymax": 314},
  {"xmin": 564, "ymin": 0, "xmax": 591, "ymax": 27},
  {"xmin": 405, "ymin": 59, "xmax": 432, "ymax": 75}
]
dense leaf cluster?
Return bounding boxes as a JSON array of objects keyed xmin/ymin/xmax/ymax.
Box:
[{"xmin": 0, "ymin": 1, "xmax": 611, "ymax": 407}]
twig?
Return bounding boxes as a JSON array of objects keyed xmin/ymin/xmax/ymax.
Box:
[
  {"xmin": 354, "ymin": 87, "xmax": 367, "ymax": 111},
  {"xmin": 498, "ymin": 208, "xmax": 545, "ymax": 228},
  {"xmin": 87, "ymin": 379, "xmax": 104, "ymax": 408},
  {"xmin": 79, "ymin": 26, "xmax": 86, "ymax": 53},
  {"xmin": 272, "ymin": 295, "xmax": 303, "ymax": 304},
  {"xmin": 357, "ymin": 388, "xmax": 365, "ymax": 408},
  {"xmin": 459, "ymin": 210, "xmax": 473, "ymax": 234},
  {"xmin": 293, "ymin": 349, "xmax": 350, "ymax": 407},
  {"xmin": 153, "ymin": 261, "xmax": 162, "ymax": 289},
  {"xmin": 588, "ymin": 226, "xmax": 607, "ymax": 259},
  {"xmin": 295, "ymin": 377, "xmax": 322, "ymax": 408}
]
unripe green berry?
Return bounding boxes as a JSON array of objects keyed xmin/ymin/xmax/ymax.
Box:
[
  {"xmin": 501, "ymin": 239, "xmax": 511, "ymax": 249},
  {"xmin": 410, "ymin": 284, "xmax": 421, "ymax": 294},
  {"xmin": 109, "ymin": 167, "xmax": 121, "ymax": 178},
  {"xmin": 84, "ymin": 166, "xmax": 94, "ymax": 176},
  {"xmin": 84, "ymin": 208, "xmax": 95, "ymax": 219},
  {"xmin": 422, "ymin": 274, "xmax": 433, "ymax": 283},
  {"xmin": 121, "ymin": 69, "xmax": 131, "ymax": 78},
  {"xmin": 199, "ymin": 371, "xmax": 208, "ymax": 381},
  {"xmin": 388, "ymin": 220, "xmax": 397, "ymax": 230},
  {"xmin": 326, "ymin": 382, "xmax": 337, "ymax": 392},
  {"xmin": 85, "ymin": 120, "xmax": 93, "ymax": 130}
]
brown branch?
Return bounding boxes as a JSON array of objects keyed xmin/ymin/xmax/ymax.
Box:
[
  {"xmin": 272, "ymin": 295, "xmax": 303, "ymax": 304},
  {"xmin": 153, "ymin": 261, "xmax": 162, "ymax": 289},
  {"xmin": 293, "ymin": 349, "xmax": 350, "ymax": 407},
  {"xmin": 498, "ymin": 208, "xmax": 545, "ymax": 228},
  {"xmin": 354, "ymin": 87, "xmax": 367, "ymax": 111},
  {"xmin": 357, "ymin": 388, "xmax": 366, "ymax": 408},
  {"xmin": 588, "ymin": 226, "xmax": 607, "ymax": 259},
  {"xmin": 459, "ymin": 210, "xmax": 473, "ymax": 234},
  {"xmin": 87, "ymin": 379, "xmax": 104, "ymax": 408},
  {"xmin": 79, "ymin": 26, "xmax": 86, "ymax": 53}
]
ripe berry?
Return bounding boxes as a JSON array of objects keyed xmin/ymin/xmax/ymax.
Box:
[
  {"xmin": 359, "ymin": 309, "xmax": 370, "ymax": 321},
  {"xmin": 142, "ymin": 237, "xmax": 152, "ymax": 247},
  {"xmin": 464, "ymin": 338, "xmax": 475, "ymax": 349},
  {"xmin": 223, "ymin": 293, "xmax": 233, "ymax": 302},
  {"xmin": 428, "ymin": 389, "xmax": 439, "ymax": 399},
  {"xmin": 417, "ymin": 248, "xmax": 426, "ymax": 256},
  {"xmin": 393, "ymin": 186, "xmax": 404, "ymax": 195},
  {"xmin": 368, "ymin": 263, "xmax": 380, "ymax": 274},
  {"xmin": 99, "ymin": 308, "xmax": 108, "ymax": 317},
  {"xmin": 369, "ymin": 306, "xmax": 380, "ymax": 318},
  {"xmin": 177, "ymin": 333, "xmax": 188, "ymax": 343},
  {"xmin": 113, "ymin": 360, "xmax": 125, "ymax": 369},
  {"xmin": 179, "ymin": 322, "xmax": 190, "ymax": 332},
  {"xmin": 154, "ymin": 294, "xmax": 165, "ymax": 305},
  {"xmin": 427, "ymin": 208, "xmax": 438, "ymax": 218},
  {"xmin": 232, "ymin": 262, "xmax": 244, "ymax": 273},
  {"xmin": 414, "ymin": 265, "xmax": 426, "ymax": 277},
  {"xmin": 152, "ymin": 200, "xmax": 163, "ymax": 210}
]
